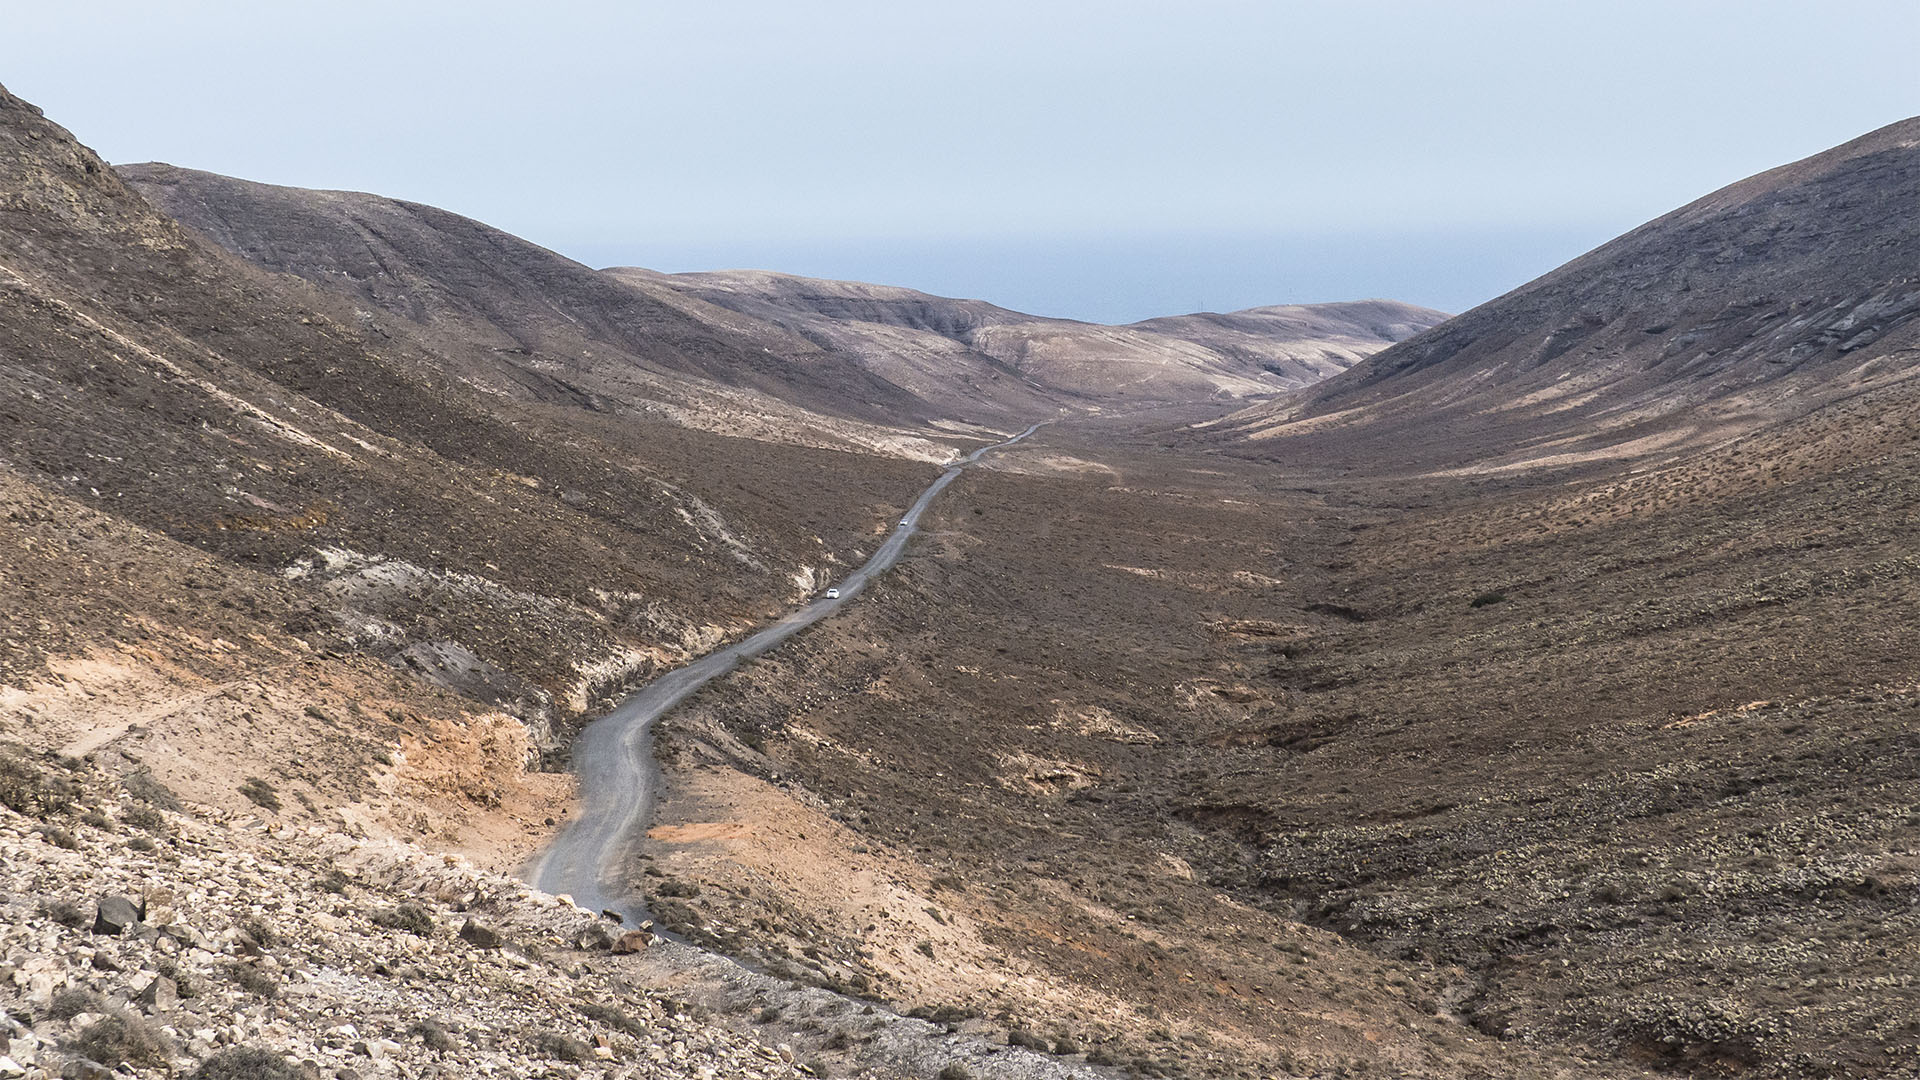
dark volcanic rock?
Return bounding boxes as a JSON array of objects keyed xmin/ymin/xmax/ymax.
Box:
[
  {"xmin": 456, "ymin": 918, "xmax": 504, "ymax": 949},
  {"xmin": 91, "ymin": 895, "xmax": 141, "ymax": 936}
]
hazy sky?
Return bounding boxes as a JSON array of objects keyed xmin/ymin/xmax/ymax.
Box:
[{"xmin": 7, "ymin": 2, "xmax": 1917, "ymax": 322}]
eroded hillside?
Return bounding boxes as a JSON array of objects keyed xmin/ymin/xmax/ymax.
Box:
[
  {"xmin": 118, "ymin": 163, "xmax": 1003, "ymax": 438},
  {"xmin": 114, "ymin": 164, "xmax": 1443, "ymax": 419}
]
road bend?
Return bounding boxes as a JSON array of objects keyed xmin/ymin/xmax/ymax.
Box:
[{"xmin": 528, "ymin": 423, "xmax": 1045, "ymax": 920}]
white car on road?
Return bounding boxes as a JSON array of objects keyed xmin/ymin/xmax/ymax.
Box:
[{"xmin": 824, "ymin": 588, "xmax": 840, "ymax": 599}]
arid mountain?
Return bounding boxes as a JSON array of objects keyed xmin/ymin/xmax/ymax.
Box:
[
  {"xmin": 0, "ymin": 79, "xmax": 1478, "ymax": 1080},
  {"xmin": 1210, "ymin": 116, "xmax": 1920, "ymax": 473},
  {"xmin": 623, "ymin": 266, "xmax": 1446, "ymax": 404},
  {"xmin": 118, "ymin": 162, "xmax": 1011, "ymax": 438},
  {"xmin": 117, "ymin": 165, "xmax": 1441, "ymax": 419}
]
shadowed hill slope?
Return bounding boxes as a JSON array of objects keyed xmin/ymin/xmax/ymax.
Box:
[{"xmin": 1210, "ymin": 116, "xmax": 1920, "ymax": 473}]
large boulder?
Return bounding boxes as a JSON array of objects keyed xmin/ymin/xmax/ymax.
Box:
[
  {"xmin": 572, "ymin": 924, "xmax": 616, "ymax": 951},
  {"xmin": 457, "ymin": 919, "xmax": 504, "ymax": 949},
  {"xmin": 91, "ymin": 895, "xmax": 142, "ymax": 936},
  {"xmin": 135, "ymin": 976, "xmax": 177, "ymax": 1013}
]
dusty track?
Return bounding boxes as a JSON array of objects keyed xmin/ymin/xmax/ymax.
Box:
[{"xmin": 529, "ymin": 424, "xmax": 1046, "ymax": 917}]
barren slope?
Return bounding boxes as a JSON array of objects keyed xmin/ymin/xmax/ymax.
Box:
[
  {"xmin": 1210, "ymin": 116, "xmax": 1920, "ymax": 473},
  {"xmin": 119, "ymin": 163, "xmax": 1443, "ymax": 419},
  {"xmin": 121, "ymin": 164, "xmax": 1442, "ymax": 421}
]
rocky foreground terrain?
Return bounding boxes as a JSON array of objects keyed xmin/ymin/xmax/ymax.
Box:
[
  {"xmin": 0, "ymin": 742, "xmax": 800, "ymax": 1080},
  {"xmin": 0, "ymin": 744, "xmax": 1114, "ymax": 1080}
]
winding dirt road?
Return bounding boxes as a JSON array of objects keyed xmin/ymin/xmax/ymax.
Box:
[{"xmin": 529, "ymin": 423, "xmax": 1044, "ymax": 919}]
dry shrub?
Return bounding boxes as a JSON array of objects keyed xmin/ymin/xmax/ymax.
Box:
[{"xmin": 70, "ymin": 1011, "xmax": 174, "ymax": 1066}]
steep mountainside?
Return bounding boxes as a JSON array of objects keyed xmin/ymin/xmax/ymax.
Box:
[
  {"xmin": 1211, "ymin": 117, "xmax": 1920, "ymax": 473},
  {"xmin": 624, "ymin": 267, "xmax": 1446, "ymax": 404}
]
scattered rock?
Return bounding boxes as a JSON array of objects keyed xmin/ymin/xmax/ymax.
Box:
[
  {"xmin": 91, "ymin": 895, "xmax": 141, "ymax": 936},
  {"xmin": 162, "ymin": 922, "xmax": 214, "ymax": 951},
  {"xmin": 612, "ymin": 929, "xmax": 653, "ymax": 954},
  {"xmin": 136, "ymin": 975, "xmax": 178, "ymax": 1012},
  {"xmin": 457, "ymin": 918, "xmax": 504, "ymax": 949},
  {"xmin": 573, "ymin": 923, "xmax": 616, "ymax": 951},
  {"xmin": 0, "ymin": 756, "xmax": 859, "ymax": 1080}
]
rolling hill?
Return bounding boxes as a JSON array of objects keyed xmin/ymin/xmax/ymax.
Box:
[
  {"xmin": 622, "ymin": 267, "xmax": 1445, "ymax": 405},
  {"xmin": 119, "ymin": 165, "xmax": 1444, "ymax": 423}
]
